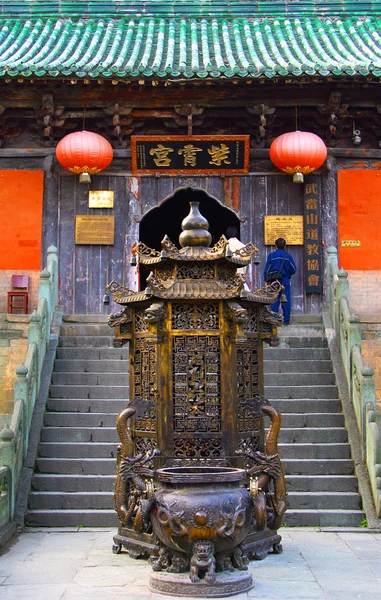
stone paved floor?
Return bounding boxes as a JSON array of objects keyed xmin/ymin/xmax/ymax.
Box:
[{"xmin": 0, "ymin": 528, "xmax": 380, "ymax": 600}]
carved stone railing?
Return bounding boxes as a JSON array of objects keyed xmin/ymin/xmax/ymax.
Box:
[
  {"xmin": 327, "ymin": 247, "xmax": 381, "ymax": 517},
  {"xmin": 0, "ymin": 246, "xmax": 59, "ymax": 543}
]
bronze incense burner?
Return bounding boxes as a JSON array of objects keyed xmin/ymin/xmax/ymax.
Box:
[{"xmin": 107, "ymin": 201, "xmax": 286, "ymax": 595}]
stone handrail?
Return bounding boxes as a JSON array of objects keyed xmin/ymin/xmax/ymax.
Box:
[
  {"xmin": 326, "ymin": 247, "xmax": 381, "ymax": 517},
  {"xmin": 0, "ymin": 246, "xmax": 59, "ymax": 539}
]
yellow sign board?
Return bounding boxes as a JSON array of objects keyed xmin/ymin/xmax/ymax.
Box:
[
  {"xmin": 264, "ymin": 215, "xmax": 304, "ymax": 245},
  {"xmin": 75, "ymin": 215, "xmax": 115, "ymax": 245},
  {"xmin": 341, "ymin": 240, "xmax": 361, "ymax": 247},
  {"xmin": 88, "ymin": 190, "xmax": 114, "ymax": 208}
]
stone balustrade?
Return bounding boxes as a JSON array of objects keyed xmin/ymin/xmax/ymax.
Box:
[
  {"xmin": 327, "ymin": 247, "xmax": 381, "ymax": 518},
  {"xmin": 0, "ymin": 246, "xmax": 59, "ymax": 546}
]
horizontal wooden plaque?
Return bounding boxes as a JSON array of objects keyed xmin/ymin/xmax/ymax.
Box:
[
  {"xmin": 264, "ymin": 215, "xmax": 304, "ymax": 246},
  {"xmin": 131, "ymin": 135, "xmax": 250, "ymax": 174},
  {"xmin": 88, "ymin": 190, "xmax": 114, "ymax": 208},
  {"xmin": 75, "ymin": 215, "xmax": 114, "ymax": 245}
]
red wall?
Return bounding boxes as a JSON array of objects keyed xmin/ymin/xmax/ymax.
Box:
[
  {"xmin": 0, "ymin": 170, "xmax": 44, "ymax": 269},
  {"xmin": 338, "ymin": 169, "xmax": 381, "ymax": 270}
]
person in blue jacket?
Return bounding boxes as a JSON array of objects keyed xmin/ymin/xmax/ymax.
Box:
[{"xmin": 264, "ymin": 238, "xmax": 297, "ymax": 326}]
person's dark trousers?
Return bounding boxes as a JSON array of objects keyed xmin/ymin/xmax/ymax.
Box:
[{"xmin": 270, "ymin": 277, "xmax": 291, "ymax": 325}]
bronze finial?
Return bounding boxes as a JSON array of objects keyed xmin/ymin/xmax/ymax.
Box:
[{"xmin": 179, "ymin": 201, "xmax": 212, "ymax": 248}]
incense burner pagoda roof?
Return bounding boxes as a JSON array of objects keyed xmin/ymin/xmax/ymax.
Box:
[
  {"xmin": 1, "ymin": 14, "xmax": 381, "ymax": 79},
  {"xmin": 137, "ymin": 237, "xmax": 258, "ymax": 265},
  {"xmin": 108, "ymin": 280, "xmax": 282, "ymax": 304}
]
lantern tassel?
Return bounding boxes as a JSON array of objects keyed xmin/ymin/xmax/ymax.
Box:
[
  {"xmin": 293, "ymin": 172, "xmax": 304, "ymax": 183},
  {"xmin": 79, "ymin": 172, "xmax": 91, "ymax": 184}
]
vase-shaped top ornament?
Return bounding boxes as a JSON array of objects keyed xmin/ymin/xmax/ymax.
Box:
[{"xmin": 179, "ymin": 202, "xmax": 212, "ymax": 247}]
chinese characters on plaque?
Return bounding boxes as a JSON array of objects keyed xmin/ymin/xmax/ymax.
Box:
[
  {"xmin": 304, "ymin": 177, "xmax": 322, "ymax": 293},
  {"xmin": 131, "ymin": 136, "xmax": 250, "ymax": 174},
  {"xmin": 88, "ymin": 190, "xmax": 114, "ymax": 208},
  {"xmin": 264, "ymin": 216, "xmax": 304, "ymax": 246},
  {"xmin": 75, "ymin": 215, "xmax": 115, "ymax": 245}
]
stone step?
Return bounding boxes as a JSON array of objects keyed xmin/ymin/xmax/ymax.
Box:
[
  {"xmin": 54, "ymin": 359, "xmax": 129, "ymax": 373},
  {"xmin": 282, "ymin": 459, "xmax": 355, "ymax": 475},
  {"xmin": 56, "ymin": 347, "xmax": 129, "ymax": 360},
  {"xmin": 60, "ymin": 324, "xmax": 113, "ymax": 337},
  {"xmin": 279, "ymin": 427, "xmax": 348, "ymax": 444},
  {"xmin": 41, "ymin": 427, "xmax": 118, "ymax": 443},
  {"xmin": 26, "ymin": 509, "xmax": 118, "ymax": 528},
  {"xmin": 46, "ymin": 399, "xmax": 127, "ymax": 413},
  {"xmin": 36, "ymin": 458, "xmax": 116, "ymax": 475},
  {"xmin": 31, "ymin": 474, "xmax": 115, "ymax": 492},
  {"xmin": 51, "ymin": 372, "xmax": 129, "ymax": 386},
  {"xmin": 279, "ymin": 443, "xmax": 351, "ymax": 459},
  {"xmin": 276, "ymin": 337, "xmax": 328, "ymax": 348},
  {"xmin": 44, "ymin": 413, "xmax": 119, "ymax": 428},
  {"xmin": 63, "ymin": 315, "xmax": 108, "ymax": 323},
  {"xmin": 264, "ymin": 373, "xmax": 335, "ymax": 386},
  {"xmin": 279, "ymin": 413, "xmax": 345, "ymax": 428},
  {"xmin": 58, "ymin": 336, "xmax": 115, "ymax": 347},
  {"xmin": 264, "ymin": 348, "xmax": 330, "ymax": 360},
  {"xmin": 287, "ymin": 492, "xmax": 362, "ymax": 510},
  {"xmin": 38, "ymin": 442, "xmax": 117, "ymax": 459},
  {"xmin": 29, "ymin": 491, "xmax": 114, "ymax": 510},
  {"xmin": 49, "ymin": 385, "xmax": 129, "ymax": 399},
  {"xmin": 284, "ymin": 509, "xmax": 365, "ymax": 527},
  {"xmin": 43, "ymin": 410, "xmax": 345, "ymax": 429},
  {"xmin": 265, "ymin": 385, "xmax": 338, "ymax": 399},
  {"xmin": 263, "ymin": 360, "xmax": 332, "ymax": 373},
  {"xmin": 286, "ymin": 475, "xmax": 358, "ymax": 493},
  {"xmin": 268, "ymin": 399, "xmax": 342, "ymax": 413}
]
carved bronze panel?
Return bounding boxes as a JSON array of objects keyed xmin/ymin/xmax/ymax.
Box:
[
  {"xmin": 172, "ymin": 335, "xmax": 221, "ymax": 434},
  {"xmin": 133, "ymin": 339, "xmax": 156, "ymax": 415},
  {"xmin": 135, "ymin": 398, "xmax": 157, "ymax": 433},
  {"xmin": 173, "ymin": 437, "xmax": 223, "ymax": 458},
  {"xmin": 217, "ymin": 262, "xmax": 239, "ymax": 285},
  {"xmin": 242, "ymin": 305, "xmax": 258, "ymax": 333},
  {"xmin": 135, "ymin": 307, "xmax": 149, "ymax": 332},
  {"xmin": 120, "ymin": 322, "xmax": 132, "ymax": 335},
  {"xmin": 177, "ymin": 262, "xmax": 215, "ymax": 280},
  {"xmin": 171, "ymin": 303, "xmax": 219, "ymax": 330},
  {"xmin": 135, "ymin": 436, "xmax": 158, "ymax": 456},
  {"xmin": 237, "ymin": 339, "xmax": 260, "ymax": 434}
]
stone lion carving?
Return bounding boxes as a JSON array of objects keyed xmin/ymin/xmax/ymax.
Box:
[{"xmin": 190, "ymin": 540, "xmax": 216, "ymax": 584}]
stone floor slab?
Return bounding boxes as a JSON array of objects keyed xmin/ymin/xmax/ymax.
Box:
[
  {"xmin": 73, "ymin": 565, "xmax": 147, "ymax": 587},
  {"xmin": 0, "ymin": 584, "xmax": 66, "ymax": 600},
  {"xmin": 4, "ymin": 560, "xmax": 80, "ymax": 586},
  {"xmin": 62, "ymin": 586, "xmax": 151, "ymax": 600},
  {"xmin": 248, "ymin": 580, "xmax": 326, "ymax": 599}
]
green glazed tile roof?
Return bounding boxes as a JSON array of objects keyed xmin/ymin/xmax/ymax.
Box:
[
  {"xmin": 2, "ymin": 2, "xmax": 381, "ymax": 19},
  {"xmin": 1, "ymin": 16, "xmax": 381, "ymax": 79}
]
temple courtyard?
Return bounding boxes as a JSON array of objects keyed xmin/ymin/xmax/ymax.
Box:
[{"xmin": 0, "ymin": 528, "xmax": 380, "ymax": 599}]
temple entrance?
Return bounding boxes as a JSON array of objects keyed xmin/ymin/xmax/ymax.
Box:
[
  {"xmin": 139, "ymin": 188, "xmax": 240, "ymax": 251},
  {"xmin": 139, "ymin": 188, "xmax": 240, "ymax": 288}
]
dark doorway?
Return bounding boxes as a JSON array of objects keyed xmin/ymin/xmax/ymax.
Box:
[
  {"xmin": 139, "ymin": 188, "xmax": 240, "ymax": 289},
  {"xmin": 140, "ymin": 188, "xmax": 240, "ymax": 250}
]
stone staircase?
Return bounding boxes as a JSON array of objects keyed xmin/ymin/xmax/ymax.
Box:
[
  {"xmin": 27, "ymin": 316, "xmax": 365, "ymax": 528},
  {"xmin": 264, "ymin": 319, "xmax": 365, "ymax": 527},
  {"xmin": 26, "ymin": 316, "xmax": 123, "ymax": 527}
]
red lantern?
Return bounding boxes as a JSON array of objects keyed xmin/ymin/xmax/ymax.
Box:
[
  {"xmin": 269, "ymin": 131, "xmax": 327, "ymax": 183},
  {"xmin": 56, "ymin": 131, "xmax": 113, "ymax": 183}
]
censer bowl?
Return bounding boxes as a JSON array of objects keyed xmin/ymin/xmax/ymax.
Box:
[{"xmin": 151, "ymin": 466, "xmax": 252, "ymax": 556}]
